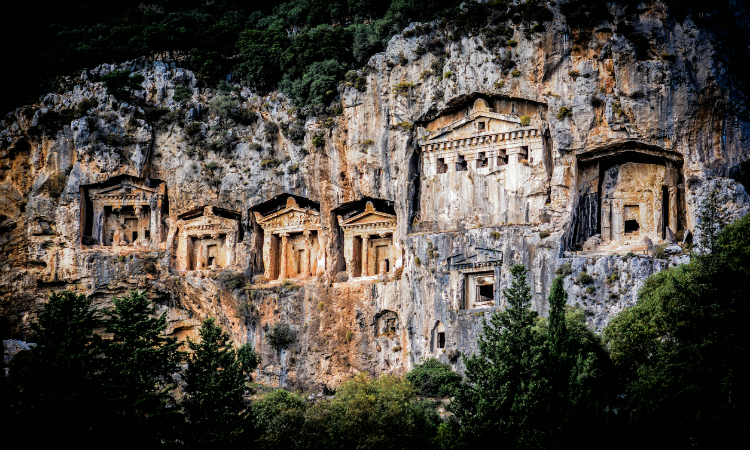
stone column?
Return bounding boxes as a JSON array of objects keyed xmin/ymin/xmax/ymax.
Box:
[
  {"xmin": 151, "ymin": 200, "xmax": 162, "ymax": 248},
  {"xmin": 262, "ymin": 231, "xmax": 273, "ymax": 280},
  {"xmin": 134, "ymin": 206, "xmax": 143, "ymax": 246},
  {"xmin": 279, "ymin": 233, "xmax": 289, "ymax": 280},
  {"xmin": 226, "ymin": 229, "xmax": 237, "ymax": 267},
  {"xmin": 302, "ymin": 231, "xmax": 311, "ymax": 278},
  {"xmin": 93, "ymin": 203, "xmax": 105, "ymax": 244},
  {"xmin": 361, "ymin": 235, "xmax": 369, "ymax": 276},
  {"xmin": 668, "ymin": 186, "xmax": 678, "ymax": 235}
]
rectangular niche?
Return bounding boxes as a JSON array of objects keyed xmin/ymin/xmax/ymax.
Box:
[{"xmin": 465, "ymin": 271, "xmax": 496, "ymax": 309}]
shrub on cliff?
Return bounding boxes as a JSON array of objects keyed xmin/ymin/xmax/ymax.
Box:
[
  {"xmin": 102, "ymin": 70, "xmax": 145, "ymax": 101},
  {"xmin": 266, "ymin": 322, "xmax": 296, "ymax": 351},
  {"xmin": 407, "ymin": 358, "xmax": 462, "ymax": 398}
]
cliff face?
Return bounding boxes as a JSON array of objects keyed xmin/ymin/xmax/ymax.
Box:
[{"xmin": 1, "ymin": 3, "xmax": 748, "ymax": 389}]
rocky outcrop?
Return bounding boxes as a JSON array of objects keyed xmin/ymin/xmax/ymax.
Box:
[{"xmin": 1, "ymin": 2, "xmax": 748, "ymax": 389}]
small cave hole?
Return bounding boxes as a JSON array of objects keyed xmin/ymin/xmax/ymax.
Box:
[
  {"xmin": 437, "ymin": 332, "xmax": 445, "ymax": 349},
  {"xmin": 625, "ymin": 220, "xmax": 640, "ymax": 233}
]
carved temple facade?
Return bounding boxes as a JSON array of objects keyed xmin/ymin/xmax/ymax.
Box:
[
  {"xmin": 416, "ymin": 97, "xmax": 552, "ymax": 230},
  {"xmin": 338, "ymin": 201, "xmax": 399, "ymax": 279},
  {"xmin": 254, "ymin": 197, "xmax": 322, "ymax": 281},
  {"xmin": 169, "ymin": 206, "xmax": 241, "ymax": 271},
  {"xmin": 81, "ymin": 176, "xmax": 168, "ymax": 250}
]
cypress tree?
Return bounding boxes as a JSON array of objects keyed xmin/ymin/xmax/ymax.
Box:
[
  {"xmin": 453, "ymin": 264, "xmax": 549, "ymax": 448},
  {"xmin": 183, "ymin": 318, "xmax": 251, "ymax": 447}
]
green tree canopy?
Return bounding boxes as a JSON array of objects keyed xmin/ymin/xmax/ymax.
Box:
[
  {"xmin": 183, "ymin": 318, "xmax": 251, "ymax": 447},
  {"xmin": 4, "ymin": 291, "xmax": 104, "ymax": 447},
  {"xmin": 603, "ymin": 209, "xmax": 750, "ymax": 447},
  {"xmin": 98, "ymin": 290, "xmax": 185, "ymax": 446},
  {"xmin": 452, "ymin": 264, "xmax": 550, "ymax": 448},
  {"xmin": 101, "ymin": 69, "xmax": 146, "ymax": 100}
]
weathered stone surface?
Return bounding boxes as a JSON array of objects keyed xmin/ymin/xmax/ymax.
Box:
[{"xmin": 1, "ymin": 4, "xmax": 749, "ymax": 389}]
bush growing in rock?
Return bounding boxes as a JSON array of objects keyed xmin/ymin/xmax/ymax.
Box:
[
  {"xmin": 266, "ymin": 322, "xmax": 296, "ymax": 351},
  {"xmin": 407, "ymin": 358, "xmax": 462, "ymax": 398},
  {"xmin": 578, "ymin": 271, "xmax": 594, "ymax": 285}
]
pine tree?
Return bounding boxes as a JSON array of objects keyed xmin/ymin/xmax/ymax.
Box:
[
  {"xmin": 183, "ymin": 318, "xmax": 251, "ymax": 447},
  {"xmin": 453, "ymin": 264, "xmax": 550, "ymax": 448},
  {"xmin": 98, "ymin": 290, "xmax": 185, "ymax": 447},
  {"xmin": 5, "ymin": 291, "xmax": 104, "ymax": 446}
]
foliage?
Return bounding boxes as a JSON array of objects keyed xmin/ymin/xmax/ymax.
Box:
[
  {"xmin": 696, "ymin": 188, "xmax": 726, "ymax": 258},
  {"xmin": 237, "ymin": 343, "xmax": 260, "ymax": 375},
  {"xmin": 253, "ymin": 375, "xmax": 441, "ymax": 450},
  {"xmin": 215, "ymin": 270, "xmax": 248, "ymax": 291},
  {"xmin": 393, "ymin": 82, "xmax": 415, "ymax": 96},
  {"xmin": 183, "ymin": 318, "xmax": 250, "ymax": 447},
  {"xmin": 451, "ymin": 266, "xmax": 614, "ymax": 448},
  {"xmin": 520, "ymin": 115, "xmax": 530, "ymax": 126},
  {"xmin": 266, "ymin": 322, "xmax": 296, "ymax": 351},
  {"xmin": 578, "ymin": 271, "xmax": 594, "ymax": 285},
  {"xmin": 451, "ymin": 264, "xmax": 550, "ymax": 447},
  {"xmin": 603, "ymin": 211, "xmax": 750, "ymax": 447},
  {"xmin": 254, "ymin": 389, "xmax": 308, "ymax": 449},
  {"xmin": 172, "ymin": 85, "xmax": 193, "ymax": 104},
  {"xmin": 101, "ymin": 70, "xmax": 145, "ymax": 101},
  {"xmin": 4, "ymin": 291, "xmax": 104, "ymax": 446},
  {"xmin": 98, "ymin": 291, "xmax": 185, "ymax": 446},
  {"xmin": 278, "ymin": 59, "xmax": 347, "ymax": 106},
  {"xmin": 209, "ymin": 95, "xmax": 239, "ymax": 124},
  {"xmin": 556, "ymin": 106, "xmax": 572, "ymax": 120},
  {"xmin": 184, "ymin": 121, "xmax": 202, "ymax": 137},
  {"xmin": 312, "ymin": 132, "xmax": 325, "ymax": 147},
  {"xmin": 407, "ymin": 358, "xmax": 462, "ymax": 398},
  {"xmin": 309, "ymin": 374, "xmax": 441, "ymax": 450}
]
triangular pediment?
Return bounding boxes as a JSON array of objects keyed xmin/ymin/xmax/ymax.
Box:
[
  {"xmin": 342, "ymin": 202, "xmax": 396, "ymax": 226},
  {"xmin": 256, "ymin": 197, "xmax": 319, "ymax": 223},
  {"xmin": 93, "ymin": 182, "xmax": 157, "ymax": 196},
  {"xmin": 421, "ymin": 111, "xmax": 522, "ymax": 145}
]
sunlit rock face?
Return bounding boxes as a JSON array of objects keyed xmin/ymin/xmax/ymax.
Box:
[{"xmin": 1, "ymin": 3, "xmax": 749, "ymax": 389}]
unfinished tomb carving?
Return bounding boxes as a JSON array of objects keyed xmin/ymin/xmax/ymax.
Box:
[
  {"xmin": 337, "ymin": 201, "xmax": 399, "ymax": 279},
  {"xmin": 254, "ymin": 197, "xmax": 322, "ymax": 281},
  {"xmin": 416, "ymin": 97, "xmax": 551, "ymax": 229},
  {"xmin": 81, "ymin": 176, "xmax": 167, "ymax": 250},
  {"xmin": 170, "ymin": 206, "xmax": 241, "ymax": 271},
  {"xmin": 573, "ymin": 150, "xmax": 685, "ymax": 252}
]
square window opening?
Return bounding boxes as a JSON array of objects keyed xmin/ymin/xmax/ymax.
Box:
[
  {"xmin": 477, "ymin": 121, "xmax": 485, "ymax": 131},
  {"xmin": 456, "ymin": 154, "xmax": 467, "ymax": 171},
  {"xmin": 437, "ymin": 158, "xmax": 447, "ymax": 174},
  {"xmin": 476, "ymin": 152, "xmax": 488, "ymax": 168}
]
